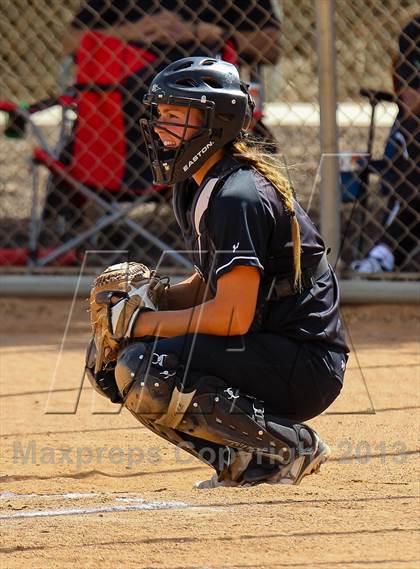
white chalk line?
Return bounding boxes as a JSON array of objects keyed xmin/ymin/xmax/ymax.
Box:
[
  {"xmin": 0, "ymin": 491, "xmax": 99, "ymax": 501},
  {"xmin": 0, "ymin": 491, "xmax": 218, "ymax": 520},
  {"xmin": 0, "ymin": 502, "xmax": 190, "ymax": 520}
]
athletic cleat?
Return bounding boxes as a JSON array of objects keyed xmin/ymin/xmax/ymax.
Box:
[
  {"xmin": 193, "ymin": 474, "xmax": 241, "ymax": 489},
  {"xmin": 274, "ymin": 436, "xmax": 331, "ymax": 485},
  {"xmin": 193, "ymin": 437, "xmax": 331, "ymax": 488}
]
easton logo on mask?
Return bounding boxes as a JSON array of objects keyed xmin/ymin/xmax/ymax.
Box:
[{"xmin": 182, "ymin": 141, "xmax": 214, "ymax": 172}]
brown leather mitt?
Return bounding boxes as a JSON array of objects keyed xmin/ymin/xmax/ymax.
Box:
[{"xmin": 89, "ymin": 261, "xmax": 168, "ymax": 373}]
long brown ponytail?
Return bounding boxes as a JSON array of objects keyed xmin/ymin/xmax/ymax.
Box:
[{"xmin": 230, "ymin": 139, "xmax": 302, "ymax": 290}]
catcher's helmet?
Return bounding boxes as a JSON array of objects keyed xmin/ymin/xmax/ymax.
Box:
[{"xmin": 140, "ymin": 57, "xmax": 254, "ymax": 184}]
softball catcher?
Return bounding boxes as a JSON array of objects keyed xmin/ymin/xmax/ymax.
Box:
[{"xmin": 86, "ymin": 57, "xmax": 349, "ymax": 487}]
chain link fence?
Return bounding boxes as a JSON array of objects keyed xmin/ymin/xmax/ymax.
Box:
[
  {"xmin": 0, "ymin": 1, "xmax": 418, "ymax": 279},
  {"xmin": 336, "ymin": 4, "xmax": 419, "ymax": 276}
]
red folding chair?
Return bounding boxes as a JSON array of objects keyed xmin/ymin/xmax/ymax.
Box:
[{"xmin": 0, "ymin": 30, "xmax": 189, "ymax": 268}]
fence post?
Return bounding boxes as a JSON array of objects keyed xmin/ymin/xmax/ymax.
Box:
[{"xmin": 316, "ymin": 0, "xmax": 340, "ymax": 266}]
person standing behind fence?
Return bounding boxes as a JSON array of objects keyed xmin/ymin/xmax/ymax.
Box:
[
  {"xmin": 63, "ymin": 0, "xmax": 281, "ymax": 65},
  {"xmin": 351, "ymin": 15, "xmax": 419, "ymax": 273},
  {"xmin": 62, "ymin": 0, "xmax": 281, "ymax": 191}
]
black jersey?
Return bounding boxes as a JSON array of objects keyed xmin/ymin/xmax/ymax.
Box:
[{"xmin": 173, "ymin": 154, "xmax": 349, "ymax": 351}]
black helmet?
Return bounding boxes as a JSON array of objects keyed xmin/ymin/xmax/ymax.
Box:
[{"xmin": 140, "ymin": 57, "xmax": 254, "ymax": 184}]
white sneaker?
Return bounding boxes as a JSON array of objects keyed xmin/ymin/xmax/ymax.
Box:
[
  {"xmin": 351, "ymin": 243, "xmax": 395, "ymax": 273},
  {"xmin": 351, "ymin": 257, "xmax": 385, "ymax": 273}
]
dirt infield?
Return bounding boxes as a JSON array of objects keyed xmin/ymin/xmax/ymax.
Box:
[{"xmin": 1, "ymin": 298, "xmax": 419, "ymax": 569}]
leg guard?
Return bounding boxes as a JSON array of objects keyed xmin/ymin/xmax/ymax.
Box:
[
  {"xmin": 115, "ymin": 342, "xmax": 196, "ymax": 424},
  {"xmin": 115, "ymin": 343, "xmax": 228, "ymax": 470},
  {"xmin": 115, "ymin": 345, "xmax": 316, "ymax": 481},
  {"xmin": 175, "ymin": 377, "xmax": 317, "ymax": 466}
]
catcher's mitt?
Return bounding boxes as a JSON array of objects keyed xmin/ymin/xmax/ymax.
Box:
[{"xmin": 89, "ymin": 261, "xmax": 168, "ymax": 373}]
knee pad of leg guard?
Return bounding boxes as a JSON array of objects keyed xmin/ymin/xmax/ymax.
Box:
[
  {"xmin": 115, "ymin": 342, "xmax": 175, "ymax": 420},
  {"xmin": 176, "ymin": 379, "xmax": 315, "ymax": 464},
  {"xmin": 115, "ymin": 342, "xmax": 196, "ymax": 427}
]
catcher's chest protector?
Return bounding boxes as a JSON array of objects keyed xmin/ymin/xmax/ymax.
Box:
[{"xmin": 173, "ymin": 163, "xmax": 244, "ymax": 274}]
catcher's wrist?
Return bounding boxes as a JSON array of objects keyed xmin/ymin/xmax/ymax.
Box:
[
  {"xmin": 127, "ymin": 307, "xmax": 147, "ymax": 340},
  {"xmin": 157, "ymin": 284, "xmax": 170, "ymax": 311},
  {"xmin": 131, "ymin": 308, "xmax": 156, "ymax": 338}
]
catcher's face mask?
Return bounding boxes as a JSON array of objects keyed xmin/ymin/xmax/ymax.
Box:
[
  {"xmin": 140, "ymin": 57, "xmax": 254, "ymax": 185},
  {"xmin": 141, "ymin": 96, "xmax": 216, "ymax": 185},
  {"xmin": 153, "ymin": 104, "xmax": 205, "ymax": 148}
]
